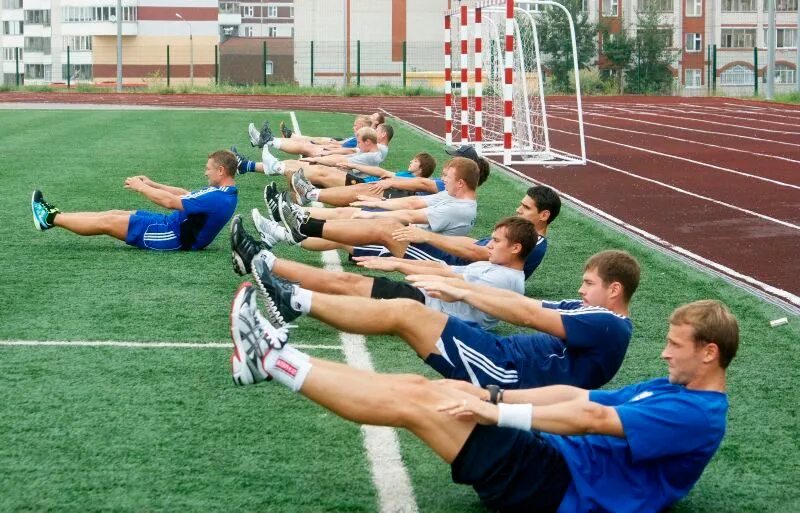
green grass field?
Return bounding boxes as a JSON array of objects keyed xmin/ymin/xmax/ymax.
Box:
[{"xmin": 1, "ymin": 109, "xmax": 798, "ymax": 512}]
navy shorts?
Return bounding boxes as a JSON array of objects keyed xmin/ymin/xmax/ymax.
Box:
[
  {"xmin": 452, "ymin": 424, "xmax": 571, "ymax": 512},
  {"xmin": 350, "ymin": 242, "xmax": 464, "ymax": 264},
  {"xmin": 425, "ymin": 316, "xmax": 522, "ymax": 388},
  {"xmin": 125, "ymin": 210, "xmax": 182, "ymax": 251}
]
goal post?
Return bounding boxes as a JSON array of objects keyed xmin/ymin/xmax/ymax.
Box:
[{"xmin": 444, "ymin": 0, "xmax": 587, "ymax": 166}]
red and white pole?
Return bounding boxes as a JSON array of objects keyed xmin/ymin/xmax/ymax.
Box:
[
  {"xmin": 503, "ymin": 0, "xmax": 514, "ymax": 163},
  {"xmin": 444, "ymin": 13, "xmax": 453, "ymax": 146},
  {"xmin": 460, "ymin": 3, "xmax": 469, "ymax": 143},
  {"xmin": 474, "ymin": 6, "xmax": 483, "ymax": 153}
]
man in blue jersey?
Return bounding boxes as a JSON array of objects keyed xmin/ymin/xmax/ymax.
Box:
[
  {"xmin": 31, "ymin": 150, "xmax": 238, "ymax": 251},
  {"xmin": 228, "ymin": 296, "xmax": 736, "ymax": 513},
  {"xmin": 246, "ymin": 249, "xmax": 639, "ymax": 390}
]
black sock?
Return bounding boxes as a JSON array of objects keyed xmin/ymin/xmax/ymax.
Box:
[{"xmin": 300, "ymin": 218, "xmax": 325, "ymax": 238}]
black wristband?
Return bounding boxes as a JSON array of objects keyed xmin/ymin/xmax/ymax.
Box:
[{"xmin": 486, "ymin": 384, "xmax": 501, "ymax": 404}]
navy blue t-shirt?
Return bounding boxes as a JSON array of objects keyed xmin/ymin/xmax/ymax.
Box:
[
  {"xmin": 546, "ymin": 378, "xmax": 728, "ymax": 513},
  {"xmin": 166, "ymin": 185, "xmax": 238, "ymax": 250},
  {"xmin": 509, "ymin": 300, "xmax": 632, "ymax": 389}
]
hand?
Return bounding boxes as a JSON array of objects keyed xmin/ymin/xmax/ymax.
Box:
[
  {"xmin": 353, "ymin": 256, "xmax": 396, "ymax": 271},
  {"xmin": 124, "ymin": 176, "xmax": 146, "ymax": 191},
  {"xmin": 300, "ymin": 157, "xmax": 318, "ymax": 164},
  {"xmin": 351, "ymin": 209, "xmax": 373, "ymax": 219},
  {"xmin": 368, "ymin": 180, "xmax": 394, "ymax": 193},
  {"xmin": 130, "ymin": 175, "xmax": 153, "ymax": 186},
  {"xmin": 406, "ymin": 275, "xmax": 467, "ymax": 302},
  {"xmin": 392, "ymin": 225, "xmax": 430, "ymax": 243},
  {"xmin": 437, "ymin": 395, "xmax": 499, "ymax": 425}
]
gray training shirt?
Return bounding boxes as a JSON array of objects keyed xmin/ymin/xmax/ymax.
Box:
[{"xmin": 417, "ymin": 191, "xmax": 477, "ymax": 236}]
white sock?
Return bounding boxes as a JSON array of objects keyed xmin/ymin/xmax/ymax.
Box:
[
  {"xmin": 290, "ymin": 286, "xmax": 313, "ymax": 314},
  {"xmin": 264, "ymin": 345, "xmax": 311, "ymax": 392},
  {"xmin": 307, "ymin": 189, "xmax": 320, "ymax": 202},
  {"xmin": 255, "ymin": 249, "xmax": 276, "ymax": 271},
  {"xmin": 274, "ymin": 162, "xmax": 286, "ymax": 175},
  {"xmin": 262, "ymin": 145, "xmax": 279, "ymax": 174},
  {"xmin": 271, "ymin": 137, "xmax": 284, "ymax": 150}
]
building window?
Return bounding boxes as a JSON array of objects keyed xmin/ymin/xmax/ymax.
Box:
[
  {"xmin": 265, "ymin": 61, "xmax": 274, "ymax": 75},
  {"xmin": 2, "ymin": 0, "xmax": 22, "ymax": 8},
  {"xmin": 602, "ymin": 0, "xmax": 619, "ymax": 15},
  {"xmin": 289, "ymin": 6, "xmax": 294, "ymax": 17},
  {"xmin": 24, "ymin": 37, "xmax": 51, "ymax": 55},
  {"xmin": 638, "ymin": 0, "xmax": 673, "ymax": 11},
  {"xmin": 722, "ymin": 0, "xmax": 755, "ymax": 11},
  {"xmin": 61, "ymin": 6, "xmax": 136, "ymax": 22},
  {"xmin": 656, "ymin": 29, "xmax": 673, "ymax": 47},
  {"xmin": 721, "ymin": 64, "xmax": 754, "ymax": 85},
  {"xmin": 244, "ymin": 26, "xmax": 254, "ymax": 37},
  {"xmin": 721, "ymin": 28, "xmax": 756, "ymax": 47},
  {"xmin": 685, "ymin": 32, "xmax": 702, "ymax": 51},
  {"xmin": 24, "ymin": 10, "xmax": 51, "ymax": 26},
  {"xmin": 219, "ymin": 2, "xmax": 239, "ymax": 14},
  {"xmin": 242, "ymin": 5, "xmax": 254, "ymax": 17},
  {"xmin": 24, "ymin": 64, "xmax": 51, "ymax": 80},
  {"xmin": 764, "ymin": 0, "xmax": 797, "ymax": 10},
  {"xmin": 2, "ymin": 21, "xmax": 24, "ymax": 35},
  {"xmin": 685, "ymin": 68, "xmax": 702, "ymax": 87},
  {"xmin": 772, "ymin": 64, "xmax": 796, "ymax": 84},
  {"xmin": 764, "ymin": 28, "xmax": 797, "ymax": 48},
  {"xmin": 63, "ymin": 36, "xmax": 93, "ymax": 52},
  {"xmin": 267, "ymin": 5, "xmax": 278, "ymax": 17},
  {"xmin": 2, "ymin": 47, "xmax": 22, "ymax": 60},
  {"xmin": 268, "ymin": 26, "xmax": 278, "ymax": 37},
  {"xmin": 63, "ymin": 64, "xmax": 93, "ymax": 80},
  {"xmin": 686, "ymin": 0, "xmax": 702, "ymax": 15}
]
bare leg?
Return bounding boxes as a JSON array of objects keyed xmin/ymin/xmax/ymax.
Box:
[
  {"xmin": 321, "ymin": 218, "xmax": 409, "ymax": 257},
  {"xmin": 306, "ymin": 206, "xmax": 360, "ymax": 221},
  {"xmin": 309, "ymin": 294, "xmax": 446, "ymax": 358},
  {"xmin": 318, "ymin": 183, "xmax": 380, "ymax": 207},
  {"xmin": 272, "ymin": 258, "xmax": 373, "ymax": 296},
  {"xmin": 299, "ymin": 358, "xmax": 475, "ymax": 462},
  {"xmin": 299, "ymin": 237, "xmax": 352, "ymax": 252},
  {"xmin": 54, "ymin": 212, "xmax": 130, "ymax": 241}
]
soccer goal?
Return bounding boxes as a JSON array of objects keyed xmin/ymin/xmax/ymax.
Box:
[{"xmin": 444, "ymin": 0, "xmax": 586, "ymax": 166}]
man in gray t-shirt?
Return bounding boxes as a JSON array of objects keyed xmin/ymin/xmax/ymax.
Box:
[
  {"xmin": 418, "ymin": 190, "xmax": 477, "ymax": 236},
  {"xmin": 232, "ymin": 217, "xmax": 537, "ymax": 330}
]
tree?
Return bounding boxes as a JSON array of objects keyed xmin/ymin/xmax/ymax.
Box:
[
  {"xmin": 534, "ymin": 0, "xmax": 597, "ymax": 93},
  {"xmin": 625, "ymin": 6, "xmax": 675, "ymax": 94},
  {"xmin": 600, "ymin": 25, "xmax": 634, "ymax": 94}
]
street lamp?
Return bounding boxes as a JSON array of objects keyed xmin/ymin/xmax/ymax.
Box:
[{"xmin": 175, "ymin": 13, "xmax": 193, "ymax": 86}]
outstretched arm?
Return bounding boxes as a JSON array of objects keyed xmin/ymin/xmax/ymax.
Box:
[
  {"xmin": 337, "ymin": 161, "xmax": 393, "ymax": 178},
  {"xmin": 368, "ymin": 177, "xmax": 440, "ymax": 195},
  {"xmin": 392, "ymin": 226, "xmax": 484, "ymax": 261},
  {"xmin": 354, "ymin": 256, "xmax": 457, "ymax": 277},
  {"xmin": 351, "ymin": 194, "xmax": 427, "ymax": 211},
  {"xmin": 353, "ymin": 208, "xmax": 429, "ymax": 225},
  {"xmin": 125, "ymin": 177, "xmax": 184, "ymax": 210},
  {"xmin": 130, "ymin": 175, "xmax": 189, "ymax": 196}
]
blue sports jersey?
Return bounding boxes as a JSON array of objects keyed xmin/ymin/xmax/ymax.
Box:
[
  {"xmin": 510, "ymin": 300, "xmax": 632, "ymax": 388},
  {"xmin": 341, "ymin": 136, "xmax": 357, "ymax": 148},
  {"xmin": 415, "ymin": 178, "xmax": 446, "ymax": 196},
  {"xmin": 166, "ymin": 186, "xmax": 238, "ymax": 250},
  {"xmin": 547, "ymin": 378, "xmax": 728, "ymax": 513},
  {"xmin": 362, "ymin": 170, "xmax": 415, "ymax": 183}
]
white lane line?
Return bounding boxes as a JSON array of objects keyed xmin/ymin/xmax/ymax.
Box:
[
  {"xmin": 320, "ymin": 249, "xmax": 419, "ymax": 513},
  {"xmin": 291, "ymin": 112, "xmax": 418, "ymax": 513},
  {"xmin": 0, "ymin": 340, "xmax": 342, "ymax": 350},
  {"xmin": 631, "ymin": 105, "xmax": 800, "ymax": 128}
]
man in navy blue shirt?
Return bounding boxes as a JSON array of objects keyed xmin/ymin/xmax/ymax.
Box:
[
  {"xmin": 230, "ymin": 284, "xmax": 737, "ymax": 513},
  {"xmin": 31, "ymin": 150, "xmax": 238, "ymax": 251},
  {"xmin": 246, "ymin": 249, "xmax": 639, "ymax": 391}
]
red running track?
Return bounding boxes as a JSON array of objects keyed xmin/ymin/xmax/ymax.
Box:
[{"xmin": 2, "ymin": 93, "xmax": 798, "ymax": 308}]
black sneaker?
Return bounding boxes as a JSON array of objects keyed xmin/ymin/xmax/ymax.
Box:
[
  {"xmin": 230, "ymin": 146, "xmax": 248, "ymax": 175},
  {"xmin": 31, "ymin": 190, "xmax": 60, "ymax": 231},
  {"xmin": 230, "ymin": 215, "xmax": 268, "ymax": 275},
  {"xmin": 277, "ymin": 192, "xmax": 308, "ymax": 244},
  {"xmin": 263, "ymin": 182, "xmax": 281, "ymax": 221},
  {"xmin": 280, "ymin": 121, "xmax": 293, "ymax": 139},
  {"xmin": 252, "ymin": 256, "xmax": 302, "ymax": 325},
  {"xmin": 248, "ymin": 120, "xmax": 274, "ymax": 148}
]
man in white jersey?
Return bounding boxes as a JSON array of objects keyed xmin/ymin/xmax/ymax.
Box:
[{"xmin": 231, "ymin": 216, "xmax": 536, "ymax": 329}]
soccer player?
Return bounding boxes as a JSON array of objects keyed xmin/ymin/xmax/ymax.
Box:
[
  {"xmin": 248, "ymin": 249, "xmax": 639, "ymax": 390},
  {"xmin": 229, "ymin": 293, "xmax": 737, "ymax": 513},
  {"xmin": 231, "ymin": 216, "xmax": 537, "ymax": 329},
  {"xmin": 30, "ymin": 150, "xmax": 238, "ymax": 251}
]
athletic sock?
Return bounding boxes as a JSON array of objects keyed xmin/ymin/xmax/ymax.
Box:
[
  {"xmin": 254, "ymin": 249, "xmax": 277, "ymax": 271},
  {"xmin": 307, "ymin": 189, "xmax": 321, "ymax": 202},
  {"xmin": 261, "ymin": 145, "xmax": 280, "ymax": 174},
  {"xmin": 299, "ymin": 218, "xmax": 325, "ymax": 238},
  {"xmin": 243, "ymin": 159, "xmax": 256, "ymax": 173},
  {"xmin": 271, "ymin": 138, "xmax": 284, "ymax": 150},
  {"xmin": 290, "ymin": 286, "xmax": 313, "ymax": 314},
  {"xmin": 264, "ymin": 345, "xmax": 311, "ymax": 392}
]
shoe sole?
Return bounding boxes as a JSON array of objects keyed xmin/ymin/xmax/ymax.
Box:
[
  {"xmin": 251, "ymin": 208, "xmax": 271, "ymax": 243},
  {"xmin": 276, "ymin": 195, "xmax": 296, "ymax": 240},
  {"xmin": 290, "ymin": 173, "xmax": 309, "ymax": 206},
  {"xmin": 248, "ymin": 123, "xmax": 262, "ymax": 148},
  {"xmin": 31, "ymin": 190, "xmax": 47, "ymax": 231},
  {"xmin": 263, "ymin": 185, "xmax": 280, "ymax": 221},
  {"xmin": 230, "ymin": 282, "xmax": 256, "ymax": 386},
  {"xmin": 230, "ymin": 217, "xmax": 250, "ymax": 276}
]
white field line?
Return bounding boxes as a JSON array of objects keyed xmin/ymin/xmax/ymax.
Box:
[
  {"xmin": 547, "ymin": 116, "xmax": 800, "ymax": 189},
  {"xmin": 668, "ymin": 104, "xmax": 800, "ymax": 125},
  {"xmin": 388, "ymin": 107, "xmax": 800, "ymax": 309},
  {"xmin": 546, "ymin": 113, "xmax": 800, "ymax": 166},
  {"xmin": 556, "ymin": 106, "xmax": 800, "ymax": 149},
  {"xmin": 0, "ymin": 340, "xmax": 342, "ymax": 350},
  {"xmin": 293, "ymin": 112, "xmax": 418, "ymax": 513}
]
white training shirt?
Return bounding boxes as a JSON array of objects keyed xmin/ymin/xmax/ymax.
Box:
[
  {"xmin": 347, "ymin": 143, "xmax": 388, "ymax": 168},
  {"xmin": 417, "ymin": 191, "xmax": 477, "ymax": 236},
  {"xmin": 424, "ymin": 261, "xmax": 525, "ymax": 329}
]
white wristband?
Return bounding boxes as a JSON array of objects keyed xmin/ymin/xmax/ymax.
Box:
[{"xmin": 497, "ymin": 403, "xmax": 533, "ymax": 431}]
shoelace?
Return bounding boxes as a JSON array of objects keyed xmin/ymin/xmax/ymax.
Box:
[{"xmin": 263, "ymin": 323, "xmax": 296, "ymax": 349}]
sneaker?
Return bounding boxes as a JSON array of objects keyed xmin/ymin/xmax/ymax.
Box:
[
  {"xmin": 280, "ymin": 120, "xmax": 293, "ymax": 139},
  {"xmin": 263, "ymin": 182, "xmax": 281, "ymax": 221},
  {"xmin": 252, "ymin": 256, "xmax": 302, "ymax": 326},
  {"xmin": 248, "ymin": 120, "xmax": 274, "ymax": 148},
  {"xmin": 277, "ymin": 192, "xmax": 308, "ymax": 244},
  {"xmin": 230, "ymin": 146, "xmax": 248, "ymax": 175},
  {"xmin": 291, "ymin": 168, "xmax": 316, "ymax": 206},
  {"xmin": 252, "ymin": 208, "xmax": 289, "ymax": 247},
  {"xmin": 230, "ymin": 282, "xmax": 292, "ymax": 386},
  {"xmin": 31, "ymin": 190, "xmax": 60, "ymax": 231},
  {"xmin": 231, "ymin": 215, "xmax": 268, "ymax": 275}
]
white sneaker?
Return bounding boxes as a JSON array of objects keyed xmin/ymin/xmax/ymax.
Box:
[
  {"xmin": 252, "ymin": 208, "xmax": 289, "ymax": 247},
  {"xmin": 291, "ymin": 168, "xmax": 316, "ymax": 206},
  {"xmin": 230, "ymin": 282, "xmax": 272, "ymax": 385},
  {"xmin": 248, "ymin": 122, "xmax": 261, "ymax": 148}
]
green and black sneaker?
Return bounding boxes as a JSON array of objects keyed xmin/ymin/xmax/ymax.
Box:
[{"xmin": 31, "ymin": 190, "xmax": 60, "ymax": 231}]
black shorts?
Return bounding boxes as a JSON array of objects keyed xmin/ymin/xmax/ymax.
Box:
[
  {"xmin": 383, "ymin": 188, "xmax": 415, "ymax": 199},
  {"xmin": 370, "ymin": 277, "xmax": 425, "ymax": 303},
  {"xmin": 345, "ymin": 173, "xmax": 366, "ymax": 185},
  {"xmin": 451, "ymin": 424, "xmax": 571, "ymax": 513}
]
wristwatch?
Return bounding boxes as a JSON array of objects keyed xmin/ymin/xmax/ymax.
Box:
[{"xmin": 486, "ymin": 384, "xmax": 504, "ymax": 404}]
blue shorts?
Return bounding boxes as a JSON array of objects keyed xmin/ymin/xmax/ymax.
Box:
[
  {"xmin": 452, "ymin": 424, "xmax": 570, "ymax": 512},
  {"xmin": 125, "ymin": 211, "xmax": 182, "ymax": 251},
  {"xmin": 350, "ymin": 242, "xmax": 467, "ymax": 264},
  {"xmin": 426, "ymin": 316, "xmax": 522, "ymax": 388}
]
